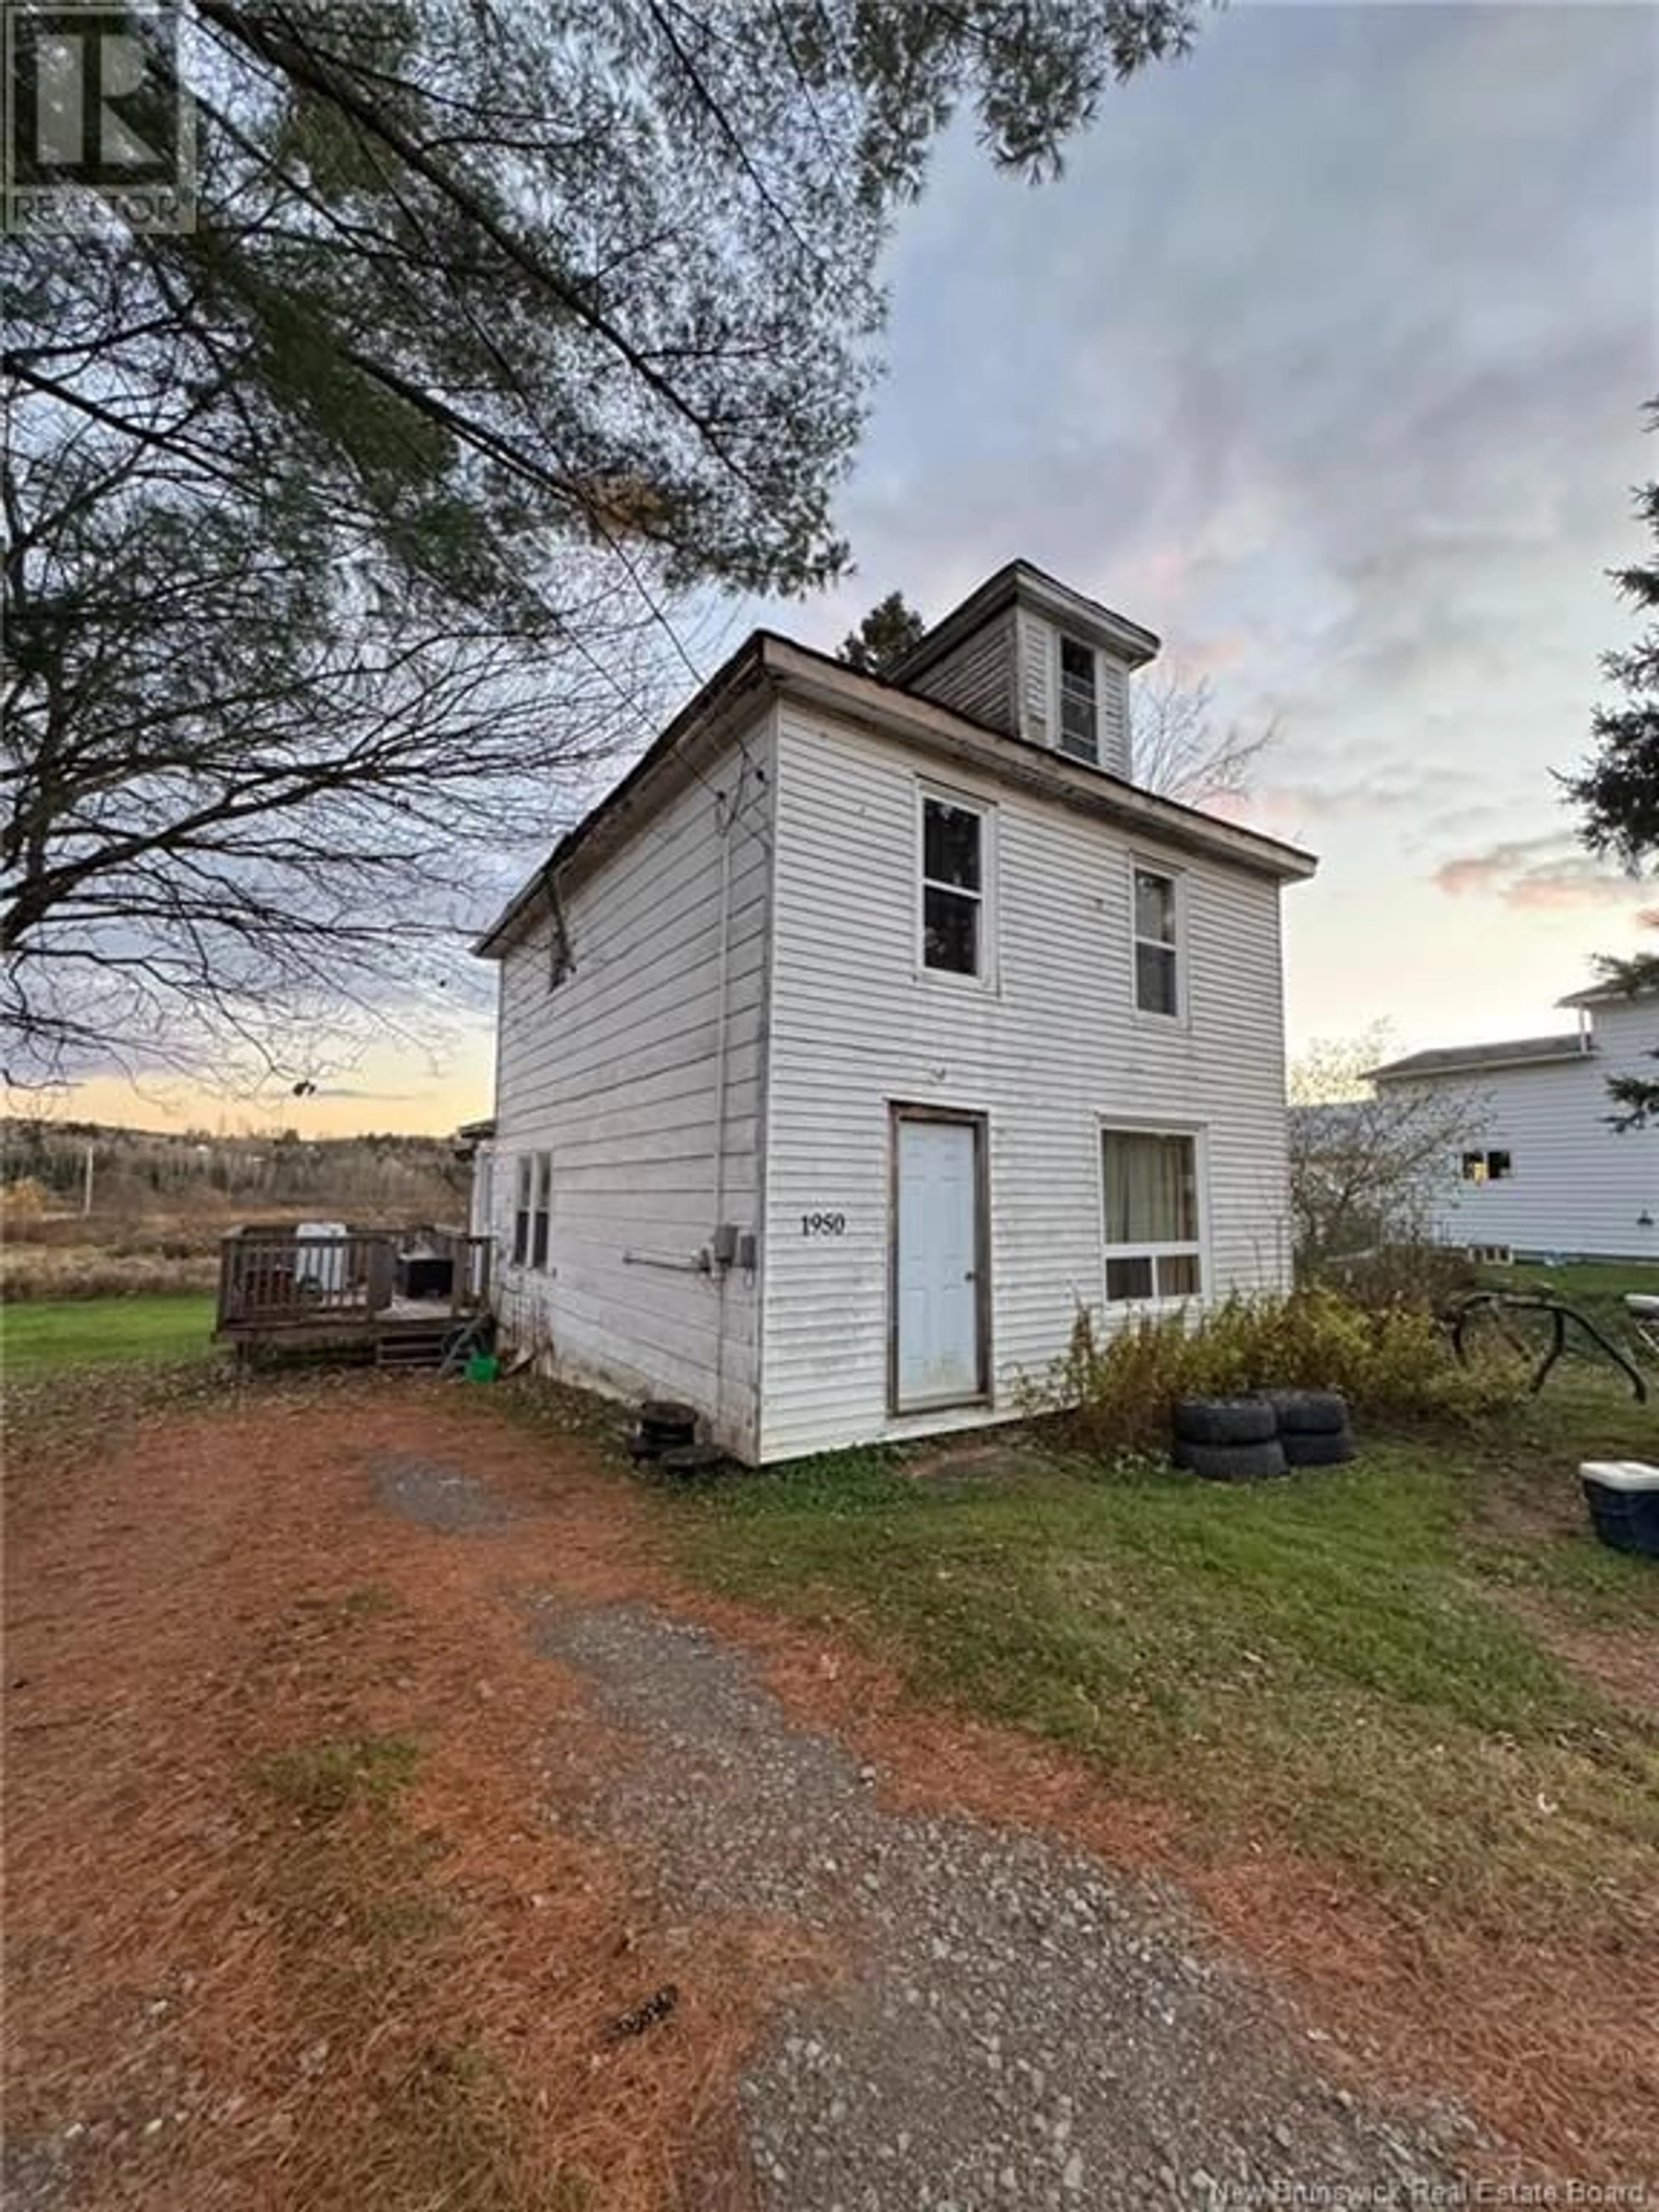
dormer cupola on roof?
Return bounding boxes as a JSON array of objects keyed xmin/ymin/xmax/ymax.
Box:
[{"xmin": 888, "ymin": 560, "xmax": 1161, "ymax": 783}]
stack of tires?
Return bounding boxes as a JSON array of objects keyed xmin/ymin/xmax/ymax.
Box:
[
  {"xmin": 1171, "ymin": 1389, "xmax": 1354, "ymax": 1481},
  {"xmin": 1171, "ymin": 1396, "xmax": 1286, "ymax": 1482},
  {"xmin": 1256, "ymin": 1388, "xmax": 1354, "ymax": 1468},
  {"xmin": 628, "ymin": 1398, "xmax": 699, "ymax": 1460},
  {"xmin": 627, "ymin": 1400, "xmax": 728, "ymax": 1482}
]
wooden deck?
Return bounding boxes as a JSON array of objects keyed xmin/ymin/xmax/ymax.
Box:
[{"xmin": 214, "ymin": 1225, "xmax": 492, "ymax": 1363}]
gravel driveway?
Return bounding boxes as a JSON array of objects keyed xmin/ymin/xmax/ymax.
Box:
[{"xmin": 528, "ymin": 1599, "xmax": 1477, "ymax": 2212}]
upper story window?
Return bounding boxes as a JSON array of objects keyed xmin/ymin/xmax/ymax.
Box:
[
  {"xmin": 1133, "ymin": 866, "xmax": 1180, "ymax": 1017},
  {"xmin": 920, "ymin": 791, "xmax": 989, "ymax": 980},
  {"xmin": 1058, "ymin": 636, "xmax": 1098, "ymax": 763},
  {"xmin": 1461, "ymin": 1149, "xmax": 1513, "ymax": 1184}
]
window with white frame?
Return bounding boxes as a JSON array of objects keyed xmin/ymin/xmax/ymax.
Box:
[
  {"xmin": 512, "ymin": 1155, "xmax": 532, "ymax": 1265},
  {"xmin": 511, "ymin": 1151, "xmax": 552, "ymax": 1267},
  {"xmin": 1133, "ymin": 866, "xmax": 1180, "ymax": 1017},
  {"xmin": 920, "ymin": 791, "xmax": 988, "ymax": 979},
  {"xmin": 1101, "ymin": 1129, "xmax": 1201, "ymax": 1301},
  {"xmin": 1058, "ymin": 636, "xmax": 1099, "ymax": 763},
  {"xmin": 1460, "ymin": 1148, "xmax": 1513, "ymax": 1184},
  {"xmin": 531, "ymin": 1151, "xmax": 552, "ymax": 1266}
]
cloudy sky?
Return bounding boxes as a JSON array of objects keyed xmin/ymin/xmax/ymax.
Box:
[{"xmin": 67, "ymin": 0, "xmax": 1659, "ymax": 1135}]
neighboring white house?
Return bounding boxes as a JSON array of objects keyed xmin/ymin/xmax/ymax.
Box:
[
  {"xmin": 1369, "ymin": 981, "xmax": 1659, "ymax": 1262},
  {"xmin": 472, "ymin": 560, "xmax": 1317, "ymax": 1462}
]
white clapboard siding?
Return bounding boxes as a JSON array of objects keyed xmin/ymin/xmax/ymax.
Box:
[
  {"xmin": 758, "ymin": 708, "xmax": 1294, "ymax": 1462},
  {"xmin": 489, "ymin": 725, "xmax": 775, "ymax": 1454},
  {"xmin": 1399, "ymin": 1001, "xmax": 1659, "ymax": 1261},
  {"xmin": 1017, "ymin": 608, "xmax": 1051, "ymax": 751},
  {"xmin": 1099, "ymin": 659, "xmax": 1131, "ymax": 779},
  {"xmin": 905, "ymin": 605, "xmax": 1017, "ymax": 733}
]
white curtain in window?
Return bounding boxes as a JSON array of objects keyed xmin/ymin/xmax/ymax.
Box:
[{"xmin": 1103, "ymin": 1133, "xmax": 1194, "ymax": 1243}]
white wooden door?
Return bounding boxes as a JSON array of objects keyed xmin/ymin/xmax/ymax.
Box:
[{"xmin": 895, "ymin": 1118, "xmax": 982, "ymax": 1409}]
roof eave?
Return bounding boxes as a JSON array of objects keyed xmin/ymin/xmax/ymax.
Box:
[
  {"xmin": 1558, "ymin": 980, "xmax": 1659, "ymax": 1009},
  {"xmin": 890, "ymin": 559, "xmax": 1161, "ymax": 685},
  {"xmin": 1370, "ymin": 1049, "xmax": 1594, "ymax": 1082},
  {"xmin": 475, "ymin": 614, "xmax": 1315, "ymax": 967},
  {"xmin": 763, "ymin": 636, "xmax": 1316, "ymax": 884},
  {"xmin": 473, "ymin": 636, "xmax": 772, "ymax": 958}
]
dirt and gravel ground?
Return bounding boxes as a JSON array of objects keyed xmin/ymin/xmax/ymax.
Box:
[
  {"xmin": 525, "ymin": 1599, "xmax": 1468, "ymax": 2212},
  {"xmin": 2, "ymin": 1376, "xmax": 1645, "ymax": 2210}
]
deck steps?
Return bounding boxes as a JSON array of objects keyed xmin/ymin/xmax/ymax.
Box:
[{"xmin": 375, "ymin": 1330, "xmax": 449, "ymax": 1370}]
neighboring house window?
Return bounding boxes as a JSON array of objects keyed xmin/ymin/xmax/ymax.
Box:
[
  {"xmin": 531, "ymin": 1151, "xmax": 552, "ymax": 1267},
  {"xmin": 512, "ymin": 1155, "xmax": 532, "ymax": 1265},
  {"xmin": 1460, "ymin": 1149, "xmax": 1513, "ymax": 1184},
  {"xmin": 920, "ymin": 791, "xmax": 988, "ymax": 979},
  {"xmin": 1133, "ymin": 867, "xmax": 1180, "ymax": 1017},
  {"xmin": 1058, "ymin": 636, "xmax": 1098, "ymax": 763},
  {"xmin": 1101, "ymin": 1129, "xmax": 1201, "ymax": 1301}
]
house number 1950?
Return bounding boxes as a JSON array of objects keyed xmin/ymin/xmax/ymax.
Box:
[{"xmin": 801, "ymin": 1212, "xmax": 846, "ymax": 1236}]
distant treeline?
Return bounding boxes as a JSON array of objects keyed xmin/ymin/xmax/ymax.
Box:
[{"xmin": 1, "ymin": 1118, "xmax": 468, "ymax": 1217}]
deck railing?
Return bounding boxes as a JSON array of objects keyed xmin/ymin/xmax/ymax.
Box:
[
  {"xmin": 440, "ymin": 1225, "xmax": 493, "ymax": 1311},
  {"xmin": 216, "ymin": 1224, "xmax": 492, "ymax": 1334}
]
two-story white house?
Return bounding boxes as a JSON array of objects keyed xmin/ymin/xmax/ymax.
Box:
[
  {"xmin": 1369, "ymin": 979, "xmax": 1659, "ymax": 1262},
  {"xmin": 473, "ymin": 561, "xmax": 1317, "ymax": 1462}
]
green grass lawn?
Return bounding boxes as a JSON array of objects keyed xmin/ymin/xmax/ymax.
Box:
[
  {"xmin": 0, "ymin": 1292, "xmax": 218, "ymax": 1380},
  {"xmin": 671, "ymin": 1377, "xmax": 1658, "ymax": 1933},
  {"xmin": 1480, "ymin": 1259, "xmax": 1659, "ymax": 1300}
]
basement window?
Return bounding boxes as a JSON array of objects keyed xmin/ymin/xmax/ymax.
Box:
[
  {"xmin": 1460, "ymin": 1149, "xmax": 1513, "ymax": 1184},
  {"xmin": 920, "ymin": 791, "xmax": 990, "ymax": 980},
  {"xmin": 1102, "ymin": 1129, "xmax": 1202, "ymax": 1301}
]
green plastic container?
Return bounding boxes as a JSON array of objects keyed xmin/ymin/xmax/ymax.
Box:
[{"xmin": 464, "ymin": 1352, "xmax": 499, "ymax": 1383}]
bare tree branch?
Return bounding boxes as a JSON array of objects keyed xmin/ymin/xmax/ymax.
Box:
[
  {"xmin": 3, "ymin": 0, "xmax": 1205, "ymax": 1091},
  {"xmin": 1131, "ymin": 666, "xmax": 1276, "ymax": 808},
  {"xmin": 1288, "ymin": 1027, "xmax": 1490, "ymax": 1277}
]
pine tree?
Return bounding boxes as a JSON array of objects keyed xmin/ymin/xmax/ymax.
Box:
[
  {"xmin": 1567, "ymin": 399, "xmax": 1659, "ymax": 1127},
  {"xmin": 3, "ymin": 0, "xmax": 1204, "ymax": 1087},
  {"xmin": 839, "ymin": 593, "xmax": 929, "ymax": 676}
]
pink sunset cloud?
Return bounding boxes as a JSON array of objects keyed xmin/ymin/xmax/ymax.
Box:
[{"xmin": 1430, "ymin": 836, "xmax": 1649, "ymax": 911}]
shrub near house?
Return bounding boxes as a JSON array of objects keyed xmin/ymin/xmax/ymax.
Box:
[{"xmin": 1025, "ymin": 1290, "xmax": 1516, "ymax": 1456}]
